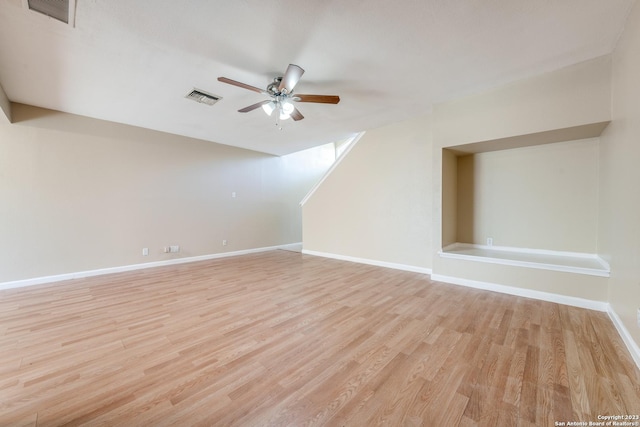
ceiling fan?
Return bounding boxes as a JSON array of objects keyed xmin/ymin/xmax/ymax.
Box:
[{"xmin": 217, "ymin": 64, "xmax": 340, "ymax": 123}]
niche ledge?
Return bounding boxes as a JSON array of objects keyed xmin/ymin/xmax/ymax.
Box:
[{"xmin": 439, "ymin": 243, "xmax": 610, "ymax": 277}]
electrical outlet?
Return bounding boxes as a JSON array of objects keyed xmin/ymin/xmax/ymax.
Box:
[
  {"xmin": 231, "ymin": 192, "xmax": 236, "ymax": 198},
  {"xmin": 222, "ymin": 240, "xmax": 227, "ymax": 246},
  {"xmin": 169, "ymin": 245, "xmax": 180, "ymax": 253},
  {"xmin": 487, "ymin": 237, "xmax": 493, "ymax": 247},
  {"xmin": 142, "ymin": 247, "xmax": 149, "ymax": 256}
]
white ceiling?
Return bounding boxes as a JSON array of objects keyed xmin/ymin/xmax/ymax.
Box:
[{"xmin": 0, "ymin": 0, "xmax": 635, "ymax": 155}]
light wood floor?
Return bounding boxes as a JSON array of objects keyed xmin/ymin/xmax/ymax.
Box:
[{"xmin": 1, "ymin": 251, "xmax": 639, "ymax": 426}]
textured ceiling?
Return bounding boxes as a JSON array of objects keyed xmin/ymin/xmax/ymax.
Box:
[{"xmin": 0, "ymin": 0, "xmax": 635, "ymax": 155}]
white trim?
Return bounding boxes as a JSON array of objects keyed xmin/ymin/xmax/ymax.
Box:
[
  {"xmin": 439, "ymin": 243, "xmax": 610, "ymax": 277},
  {"xmin": 0, "ymin": 243, "xmax": 302, "ymax": 291},
  {"xmin": 278, "ymin": 242, "xmax": 303, "ymax": 252},
  {"xmin": 607, "ymin": 307, "xmax": 640, "ymax": 370},
  {"xmin": 430, "ymin": 273, "xmax": 609, "ymax": 312},
  {"xmin": 443, "ymin": 242, "xmax": 608, "ymax": 261},
  {"xmin": 301, "ymin": 249, "xmax": 432, "ymax": 275},
  {"xmin": 299, "ymin": 132, "xmax": 366, "ymax": 207}
]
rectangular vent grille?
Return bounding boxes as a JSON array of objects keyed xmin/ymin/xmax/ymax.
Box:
[
  {"xmin": 186, "ymin": 89, "xmax": 221, "ymax": 106},
  {"xmin": 26, "ymin": 0, "xmax": 70, "ymax": 24}
]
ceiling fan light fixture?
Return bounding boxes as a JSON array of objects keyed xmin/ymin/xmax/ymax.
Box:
[
  {"xmin": 279, "ymin": 110, "xmax": 291, "ymax": 120},
  {"xmin": 281, "ymin": 100, "xmax": 294, "ymax": 115},
  {"xmin": 278, "ymin": 99, "xmax": 294, "ymax": 120},
  {"xmin": 262, "ymin": 101, "xmax": 276, "ymax": 116}
]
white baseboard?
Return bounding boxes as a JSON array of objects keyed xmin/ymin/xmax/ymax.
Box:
[
  {"xmin": 430, "ymin": 274, "xmax": 609, "ymax": 312},
  {"xmin": 0, "ymin": 243, "xmax": 302, "ymax": 291},
  {"xmin": 607, "ymin": 307, "xmax": 640, "ymax": 370},
  {"xmin": 301, "ymin": 249, "xmax": 432, "ymax": 275},
  {"xmin": 278, "ymin": 243, "xmax": 303, "ymax": 252}
]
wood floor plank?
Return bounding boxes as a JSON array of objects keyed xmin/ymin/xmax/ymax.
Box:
[{"xmin": 0, "ymin": 250, "xmax": 639, "ymax": 425}]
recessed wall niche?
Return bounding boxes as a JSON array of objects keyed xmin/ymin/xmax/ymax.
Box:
[{"xmin": 440, "ymin": 122, "xmax": 610, "ymax": 276}]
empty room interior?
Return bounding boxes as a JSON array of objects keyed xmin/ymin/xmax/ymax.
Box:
[{"xmin": 1, "ymin": 0, "xmax": 640, "ymax": 425}]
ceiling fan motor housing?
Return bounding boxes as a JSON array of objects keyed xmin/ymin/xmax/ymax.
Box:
[{"xmin": 267, "ymin": 77, "xmax": 284, "ymax": 95}]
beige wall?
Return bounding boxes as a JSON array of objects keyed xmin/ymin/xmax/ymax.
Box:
[
  {"xmin": 441, "ymin": 148, "xmax": 457, "ymax": 247},
  {"xmin": 302, "ymin": 114, "xmax": 433, "ymax": 269},
  {"xmin": 431, "ymin": 57, "xmax": 611, "ymax": 301},
  {"xmin": 456, "ymin": 138, "xmax": 600, "ymax": 252},
  {"xmin": 303, "ymin": 56, "xmax": 611, "ymax": 286},
  {"xmin": 303, "ymin": 55, "xmax": 612, "ymax": 300},
  {"xmin": 433, "ymin": 56, "xmax": 611, "ymax": 258},
  {"xmin": 434, "ymin": 55, "xmax": 612, "ymax": 148},
  {"xmin": 599, "ymin": 1, "xmax": 640, "ymax": 345},
  {"xmin": 436, "ymin": 257, "xmax": 608, "ymax": 302},
  {"xmin": 0, "ymin": 104, "xmax": 332, "ymax": 283}
]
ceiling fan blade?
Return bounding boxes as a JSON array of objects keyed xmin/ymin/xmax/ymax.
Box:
[
  {"xmin": 278, "ymin": 64, "xmax": 305, "ymax": 93},
  {"xmin": 218, "ymin": 77, "xmax": 266, "ymax": 94},
  {"xmin": 290, "ymin": 108, "xmax": 304, "ymax": 121},
  {"xmin": 294, "ymin": 94, "xmax": 340, "ymax": 104},
  {"xmin": 238, "ymin": 100, "xmax": 270, "ymax": 113}
]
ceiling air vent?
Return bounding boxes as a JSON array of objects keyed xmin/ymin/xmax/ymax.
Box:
[
  {"xmin": 185, "ymin": 89, "xmax": 221, "ymax": 106},
  {"xmin": 23, "ymin": 0, "xmax": 75, "ymax": 25}
]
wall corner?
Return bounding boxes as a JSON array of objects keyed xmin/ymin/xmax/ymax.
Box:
[{"xmin": 0, "ymin": 82, "xmax": 12, "ymax": 123}]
